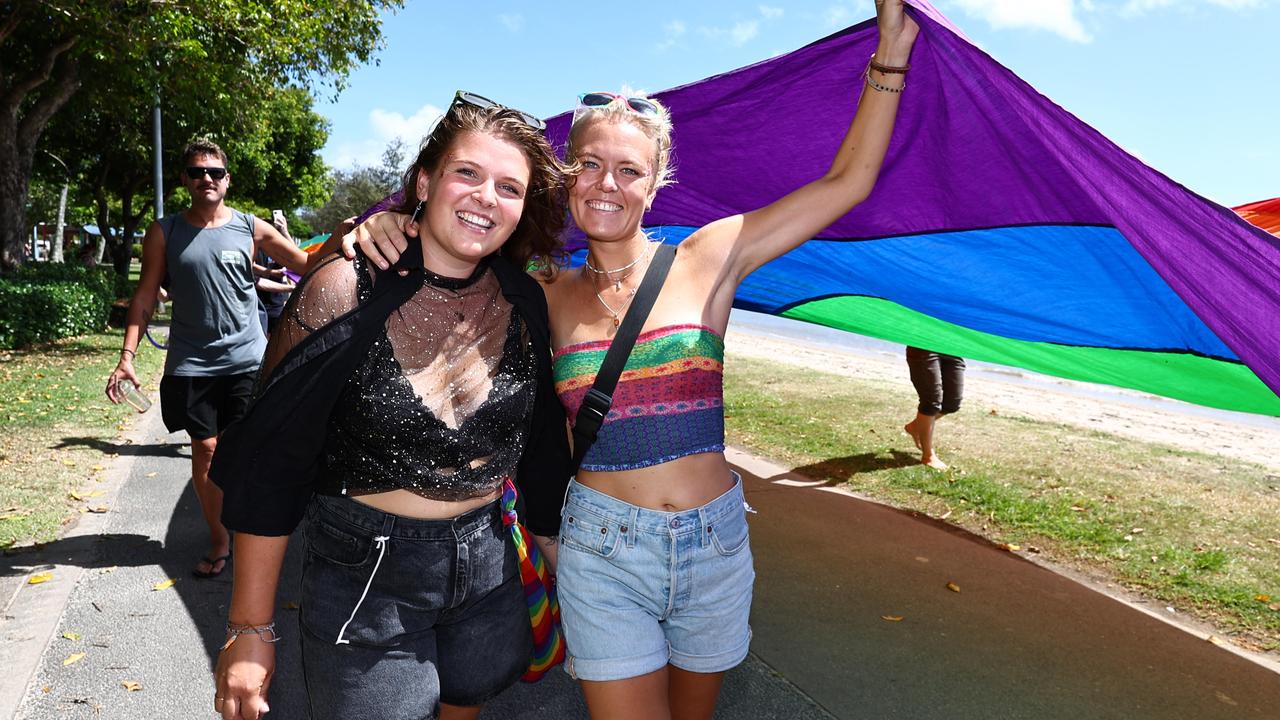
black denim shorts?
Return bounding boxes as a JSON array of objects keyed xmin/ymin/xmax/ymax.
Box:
[{"xmin": 298, "ymin": 494, "xmax": 532, "ymax": 719}]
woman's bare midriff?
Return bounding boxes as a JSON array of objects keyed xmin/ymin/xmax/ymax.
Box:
[
  {"xmin": 576, "ymin": 452, "xmax": 734, "ymax": 511},
  {"xmin": 348, "ymin": 488, "xmax": 500, "ymax": 519}
]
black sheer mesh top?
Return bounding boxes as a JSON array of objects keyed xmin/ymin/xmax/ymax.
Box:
[{"xmin": 261, "ymin": 252, "xmax": 537, "ymax": 501}]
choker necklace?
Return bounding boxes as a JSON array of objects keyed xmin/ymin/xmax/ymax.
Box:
[
  {"xmin": 585, "ymin": 242, "xmax": 652, "ymax": 291},
  {"xmin": 591, "ymin": 242, "xmax": 656, "ymax": 327}
]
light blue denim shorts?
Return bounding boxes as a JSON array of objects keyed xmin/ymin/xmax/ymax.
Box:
[{"xmin": 556, "ymin": 472, "xmax": 755, "ymax": 681}]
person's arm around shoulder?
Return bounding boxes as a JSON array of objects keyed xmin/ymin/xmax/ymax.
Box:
[
  {"xmin": 215, "ymin": 533, "xmax": 288, "ymax": 719},
  {"xmin": 682, "ymin": 0, "xmax": 918, "ymax": 292},
  {"xmin": 105, "ymin": 220, "xmax": 166, "ymax": 402},
  {"xmin": 342, "ymin": 212, "xmax": 414, "ymax": 271},
  {"xmin": 253, "ymin": 216, "xmax": 313, "ymax": 276}
]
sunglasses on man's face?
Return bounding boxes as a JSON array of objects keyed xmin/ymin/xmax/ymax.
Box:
[
  {"xmin": 451, "ymin": 90, "xmax": 546, "ymax": 132},
  {"xmin": 185, "ymin": 166, "xmax": 228, "ymax": 181},
  {"xmin": 577, "ymin": 92, "xmax": 661, "ymax": 117}
]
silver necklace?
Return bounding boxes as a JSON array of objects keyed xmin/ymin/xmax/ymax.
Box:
[
  {"xmin": 585, "ymin": 242, "xmax": 652, "ymax": 291},
  {"xmin": 590, "ymin": 242, "xmax": 656, "ymax": 327}
]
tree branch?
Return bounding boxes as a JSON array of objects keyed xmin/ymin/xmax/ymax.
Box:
[
  {"xmin": 0, "ymin": 7, "xmax": 23, "ymax": 45},
  {"xmin": 16, "ymin": 56, "xmax": 80, "ymax": 152},
  {"xmin": 2, "ymin": 35, "xmax": 77, "ymax": 107}
]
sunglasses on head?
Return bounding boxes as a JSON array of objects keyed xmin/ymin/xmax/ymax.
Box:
[
  {"xmin": 185, "ymin": 166, "xmax": 228, "ymax": 181},
  {"xmin": 577, "ymin": 92, "xmax": 661, "ymax": 117},
  {"xmin": 451, "ymin": 90, "xmax": 546, "ymax": 132}
]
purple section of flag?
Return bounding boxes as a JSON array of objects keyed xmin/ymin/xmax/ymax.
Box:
[{"xmin": 545, "ymin": 1, "xmax": 1279, "ymax": 398}]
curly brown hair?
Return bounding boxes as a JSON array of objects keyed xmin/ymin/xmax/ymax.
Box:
[{"xmin": 393, "ymin": 103, "xmax": 569, "ymax": 279}]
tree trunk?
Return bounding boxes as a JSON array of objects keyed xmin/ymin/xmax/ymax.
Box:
[
  {"xmin": 0, "ymin": 153, "xmax": 33, "ymax": 269},
  {"xmin": 0, "ymin": 38, "xmax": 81, "ymax": 269},
  {"xmin": 113, "ymin": 179, "xmax": 146, "ymax": 278},
  {"xmin": 52, "ymin": 183, "xmax": 68, "ymax": 262}
]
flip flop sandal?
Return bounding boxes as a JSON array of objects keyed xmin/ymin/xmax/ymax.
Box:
[{"xmin": 193, "ymin": 552, "xmax": 231, "ymax": 579}]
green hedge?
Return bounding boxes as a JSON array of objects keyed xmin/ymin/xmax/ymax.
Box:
[
  {"xmin": 0, "ymin": 264, "xmax": 117, "ymax": 349},
  {"xmin": 11, "ymin": 263, "xmax": 117, "ymax": 303},
  {"xmin": 0, "ymin": 280, "xmax": 108, "ymax": 349}
]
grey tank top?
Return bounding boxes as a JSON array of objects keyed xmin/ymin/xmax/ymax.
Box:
[{"xmin": 162, "ymin": 209, "xmax": 266, "ymax": 376}]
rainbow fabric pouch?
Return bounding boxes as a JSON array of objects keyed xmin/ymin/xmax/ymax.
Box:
[{"xmin": 500, "ymin": 478, "xmax": 566, "ymax": 682}]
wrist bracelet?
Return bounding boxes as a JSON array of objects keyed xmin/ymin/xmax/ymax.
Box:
[
  {"xmin": 120, "ymin": 348, "xmax": 136, "ymax": 360},
  {"xmin": 869, "ymin": 53, "xmax": 911, "ymax": 74},
  {"xmin": 864, "ymin": 65, "xmax": 905, "ymax": 94},
  {"xmin": 221, "ymin": 621, "xmax": 280, "ymax": 651}
]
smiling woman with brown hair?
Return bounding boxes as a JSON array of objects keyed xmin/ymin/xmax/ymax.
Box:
[{"xmin": 210, "ymin": 93, "xmax": 572, "ymax": 720}]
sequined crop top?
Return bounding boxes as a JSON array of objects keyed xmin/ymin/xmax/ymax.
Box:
[
  {"xmin": 553, "ymin": 324, "xmax": 725, "ymax": 472},
  {"xmin": 276, "ymin": 253, "xmax": 537, "ymax": 501}
]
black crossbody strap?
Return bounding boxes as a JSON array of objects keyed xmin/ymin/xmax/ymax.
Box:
[{"xmin": 572, "ymin": 243, "xmax": 676, "ymax": 469}]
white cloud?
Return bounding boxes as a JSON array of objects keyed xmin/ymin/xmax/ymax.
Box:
[
  {"xmin": 498, "ymin": 13, "xmax": 523, "ymax": 32},
  {"xmin": 759, "ymin": 5, "xmax": 785, "ymax": 18},
  {"xmin": 951, "ymin": 0, "xmax": 1093, "ymax": 43},
  {"xmin": 656, "ymin": 19, "xmax": 687, "ymax": 51},
  {"xmin": 732, "ymin": 19, "xmax": 761, "ymax": 44},
  {"xmin": 699, "ymin": 19, "xmax": 760, "ymax": 46},
  {"xmin": 326, "ymin": 104, "xmax": 444, "ymax": 169},
  {"xmin": 823, "ymin": 3, "xmax": 856, "ymax": 27}
]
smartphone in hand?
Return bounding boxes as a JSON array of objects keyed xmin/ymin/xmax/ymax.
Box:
[{"xmin": 271, "ymin": 209, "xmax": 286, "ymax": 226}]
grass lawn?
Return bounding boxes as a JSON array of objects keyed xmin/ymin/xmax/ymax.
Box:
[
  {"xmin": 724, "ymin": 355, "xmax": 1280, "ymax": 651},
  {"xmin": 0, "ymin": 328, "xmax": 165, "ymax": 549}
]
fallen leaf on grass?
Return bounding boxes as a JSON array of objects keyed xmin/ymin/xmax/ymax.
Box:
[
  {"xmin": 152, "ymin": 578, "xmax": 176, "ymax": 591},
  {"xmin": 91, "ymin": 465, "xmax": 104, "ymax": 472},
  {"xmin": 61, "ymin": 459, "xmax": 76, "ymax": 467},
  {"xmin": 1207, "ymin": 635, "xmax": 1227, "ymax": 647},
  {"xmin": 28, "ymin": 572, "xmax": 53, "ymax": 585},
  {"xmin": 1269, "ymin": 603, "xmax": 1280, "ymax": 612},
  {"xmin": 87, "ymin": 506, "xmax": 109, "ymax": 514},
  {"xmin": 997, "ymin": 543, "xmax": 1021, "ymax": 552},
  {"xmin": 62, "ymin": 631, "xmax": 81, "ymax": 640},
  {"xmin": 1255, "ymin": 594, "xmax": 1271, "ymax": 603},
  {"xmin": 41, "ymin": 686, "xmax": 50, "ymax": 694},
  {"xmin": 121, "ymin": 680, "xmax": 142, "ymax": 692},
  {"xmin": 946, "ymin": 582, "xmax": 961, "ymax": 593},
  {"xmin": 63, "ymin": 653, "xmax": 85, "ymax": 666},
  {"xmin": 881, "ymin": 614, "xmax": 905, "ymax": 622}
]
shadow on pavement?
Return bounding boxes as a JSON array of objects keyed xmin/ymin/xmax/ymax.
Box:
[
  {"xmin": 0, "ymin": 534, "xmax": 165, "ymax": 576},
  {"xmin": 53, "ymin": 436, "xmax": 189, "ymax": 458}
]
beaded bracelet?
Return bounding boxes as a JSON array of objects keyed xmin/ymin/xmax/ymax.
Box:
[
  {"xmin": 220, "ymin": 621, "xmax": 281, "ymax": 651},
  {"xmin": 864, "ymin": 65, "xmax": 905, "ymax": 94}
]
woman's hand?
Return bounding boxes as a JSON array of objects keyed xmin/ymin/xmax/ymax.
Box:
[
  {"xmin": 338, "ymin": 212, "xmax": 415, "ymax": 271},
  {"xmin": 874, "ymin": 0, "xmax": 919, "ymax": 66},
  {"xmin": 214, "ymin": 631, "xmax": 276, "ymax": 720},
  {"xmin": 532, "ymin": 534, "xmax": 558, "ymax": 574}
]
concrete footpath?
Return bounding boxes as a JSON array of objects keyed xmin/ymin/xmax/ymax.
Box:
[{"xmin": 2, "ymin": 408, "xmax": 1278, "ymax": 719}]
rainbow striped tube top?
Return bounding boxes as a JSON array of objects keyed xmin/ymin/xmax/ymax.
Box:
[{"xmin": 553, "ymin": 324, "xmax": 725, "ymax": 472}]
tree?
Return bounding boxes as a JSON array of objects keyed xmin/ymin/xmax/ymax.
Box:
[
  {"xmin": 0, "ymin": 0, "xmax": 402, "ymax": 270},
  {"xmin": 41, "ymin": 80, "xmax": 333, "ymax": 277},
  {"xmin": 303, "ymin": 138, "xmax": 406, "ymax": 236}
]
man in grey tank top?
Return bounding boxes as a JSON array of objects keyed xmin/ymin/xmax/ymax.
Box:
[{"xmin": 105, "ymin": 139, "xmax": 319, "ymax": 579}]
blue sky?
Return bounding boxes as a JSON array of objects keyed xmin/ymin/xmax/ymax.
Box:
[{"xmin": 315, "ymin": 0, "xmax": 1277, "ymax": 207}]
